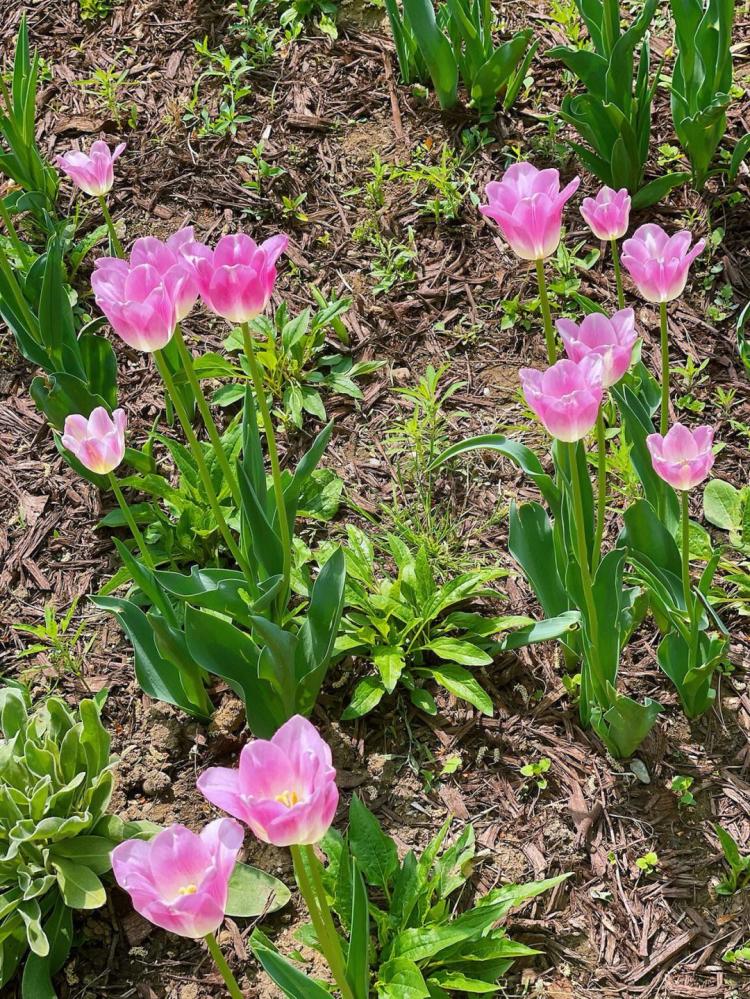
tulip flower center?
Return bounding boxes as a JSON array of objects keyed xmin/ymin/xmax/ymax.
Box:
[
  {"xmin": 177, "ymin": 883, "xmax": 198, "ymax": 896},
  {"xmin": 275, "ymin": 789, "xmax": 300, "ymax": 808}
]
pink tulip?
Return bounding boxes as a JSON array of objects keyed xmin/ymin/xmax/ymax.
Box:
[
  {"xmin": 111, "ymin": 819, "xmax": 243, "ymax": 939},
  {"xmin": 580, "ymin": 186, "xmax": 631, "ymax": 241},
  {"xmin": 557, "ymin": 308, "xmax": 637, "ymax": 388},
  {"xmin": 520, "ymin": 355, "xmax": 604, "ymax": 442},
  {"xmin": 55, "ymin": 140, "xmax": 126, "ymax": 197},
  {"xmin": 61, "ymin": 407, "xmax": 126, "ymax": 474},
  {"xmin": 194, "ymin": 232, "xmax": 288, "ymax": 324},
  {"xmin": 646, "ymin": 423, "xmax": 715, "ymax": 491},
  {"xmin": 621, "ymin": 224, "xmax": 706, "ymax": 303},
  {"xmin": 479, "ymin": 163, "xmax": 580, "ymax": 261},
  {"xmin": 197, "ymin": 715, "xmax": 338, "ymax": 848},
  {"xmin": 92, "ymin": 257, "xmax": 179, "ymax": 351},
  {"xmin": 129, "ymin": 228, "xmax": 200, "ymax": 322}
]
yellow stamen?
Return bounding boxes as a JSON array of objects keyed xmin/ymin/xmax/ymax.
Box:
[
  {"xmin": 275, "ymin": 789, "xmax": 299, "ymax": 808},
  {"xmin": 177, "ymin": 884, "xmax": 198, "ymax": 896}
]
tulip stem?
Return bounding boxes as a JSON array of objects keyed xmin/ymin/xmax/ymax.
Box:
[
  {"xmin": 204, "ymin": 932, "xmax": 245, "ymax": 999},
  {"xmin": 154, "ymin": 349, "xmax": 255, "ymax": 584},
  {"xmin": 535, "ymin": 258, "xmax": 556, "ymax": 364},
  {"xmin": 567, "ymin": 441, "xmax": 604, "ymax": 712},
  {"xmin": 593, "ymin": 408, "xmax": 607, "ymax": 567},
  {"xmin": 291, "ymin": 845, "xmax": 354, "ymax": 999},
  {"xmin": 173, "ymin": 327, "xmax": 243, "ymax": 512},
  {"xmin": 611, "ymin": 238, "xmax": 625, "ymax": 310},
  {"xmin": 680, "ymin": 490, "xmax": 696, "ymax": 650},
  {"xmin": 659, "ymin": 301, "xmax": 670, "ymax": 436},
  {"xmin": 97, "ymin": 195, "xmax": 124, "ymax": 258},
  {"xmin": 241, "ymin": 323, "xmax": 292, "ymax": 613},
  {"xmin": 108, "ymin": 473, "xmax": 155, "ymax": 570}
]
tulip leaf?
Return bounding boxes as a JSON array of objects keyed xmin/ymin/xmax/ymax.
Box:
[
  {"xmin": 346, "ymin": 859, "xmax": 370, "ymax": 999},
  {"xmin": 225, "ymin": 862, "xmax": 290, "ymax": 917},
  {"xmin": 251, "ymin": 934, "xmax": 332, "ymax": 998}
]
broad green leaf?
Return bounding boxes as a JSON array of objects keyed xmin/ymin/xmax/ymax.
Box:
[
  {"xmin": 226, "ymin": 862, "xmax": 290, "ymax": 917},
  {"xmin": 376, "ymin": 958, "xmax": 430, "ymax": 999},
  {"xmin": 425, "ymin": 665, "xmax": 493, "ymax": 716},
  {"xmin": 348, "ymin": 796, "xmax": 398, "ymax": 891},
  {"xmin": 425, "ymin": 638, "xmax": 492, "ymax": 667},
  {"xmin": 52, "ymin": 858, "xmax": 106, "ymax": 910},
  {"xmin": 342, "ymin": 677, "xmax": 386, "ymax": 720}
]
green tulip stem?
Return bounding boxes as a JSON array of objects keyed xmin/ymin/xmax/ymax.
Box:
[
  {"xmin": 535, "ymin": 257, "xmax": 556, "ymax": 364},
  {"xmin": 154, "ymin": 348, "xmax": 254, "ymax": 582},
  {"xmin": 97, "ymin": 195, "xmax": 124, "ymax": 258},
  {"xmin": 204, "ymin": 932, "xmax": 245, "ymax": 999},
  {"xmin": 593, "ymin": 407, "xmax": 607, "ymax": 567},
  {"xmin": 681, "ymin": 489, "xmax": 698, "ymax": 669},
  {"xmin": 567, "ymin": 441, "xmax": 604, "ymax": 707},
  {"xmin": 241, "ymin": 322, "xmax": 291, "ymax": 610},
  {"xmin": 659, "ymin": 300, "xmax": 670, "ymax": 436},
  {"xmin": 611, "ymin": 238, "xmax": 625, "ymax": 310},
  {"xmin": 108, "ymin": 473, "xmax": 154, "ymax": 570},
  {"xmin": 291, "ymin": 845, "xmax": 354, "ymax": 999},
  {"xmin": 173, "ymin": 326, "xmax": 243, "ymax": 511}
]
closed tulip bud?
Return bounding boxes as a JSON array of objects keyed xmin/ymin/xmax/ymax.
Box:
[
  {"xmin": 197, "ymin": 715, "xmax": 338, "ymax": 848},
  {"xmin": 61, "ymin": 407, "xmax": 127, "ymax": 474},
  {"xmin": 194, "ymin": 232, "xmax": 288, "ymax": 324},
  {"xmin": 557, "ymin": 308, "xmax": 637, "ymax": 388},
  {"xmin": 580, "ymin": 186, "xmax": 631, "ymax": 241},
  {"xmin": 520, "ymin": 355, "xmax": 604, "ymax": 442},
  {"xmin": 480, "ymin": 163, "xmax": 580, "ymax": 261},
  {"xmin": 622, "ymin": 224, "xmax": 705, "ymax": 304},
  {"xmin": 55, "ymin": 140, "xmax": 126, "ymax": 197},
  {"xmin": 111, "ymin": 819, "xmax": 244, "ymax": 939},
  {"xmin": 647, "ymin": 423, "xmax": 715, "ymax": 491}
]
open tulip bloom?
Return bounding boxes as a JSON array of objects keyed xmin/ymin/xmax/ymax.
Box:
[
  {"xmin": 622, "ymin": 224, "xmax": 706, "ymax": 435},
  {"xmin": 199, "ymin": 716, "xmax": 354, "ymax": 999},
  {"xmin": 56, "ymin": 140, "xmax": 126, "ymax": 255},
  {"xmin": 580, "ymin": 186, "xmax": 631, "ymax": 308},
  {"xmin": 112, "ymin": 819, "xmax": 246, "ymax": 998},
  {"xmin": 481, "ymin": 162, "xmax": 580, "ymax": 363}
]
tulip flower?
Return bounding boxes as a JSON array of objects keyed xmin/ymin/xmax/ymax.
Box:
[
  {"xmin": 61, "ymin": 406, "xmax": 155, "ymax": 571},
  {"xmin": 480, "ymin": 163, "xmax": 580, "ymax": 364},
  {"xmin": 558, "ymin": 309, "xmax": 637, "ymax": 562},
  {"xmin": 580, "ymin": 186, "xmax": 631, "ymax": 242},
  {"xmin": 557, "ymin": 309, "xmax": 636, "ymax": 390},
  {"xmin": 92, "ymin": 257, "xmax": 179, "ymax": 352},
  {"xmin": 198, "ymin": 715, "xmax": 352, "ymax": 999},
  {"xmin": 56, "ymin": 140, "xmax": 126, "ymax": 256},
  {"xmin": 647, "ymin": 423, "xmax": 717, "ymax": 676},
  {"xmin": 520, "ymin": 355, "xmax": 604, "ymax": 443},
  {"xmin": 112, "ymin": 819, "xmax": 245, "ymax": 998},
  {"xmin": 61, "ymin": 406, "xmax": 126, "ymax": 474},
  {"xmin": 622, "ymin": 224, "xmax": 706, "ymax": 305},
  {"xmin": 55, "ymin": 140, "xmax": 125, "ymax": 197},
  {"xmin": 129, "ymin": 228, "xmax": 201, "ymax": 322},
  {"xmin": 194, "ymin": 230, "xmax": 292, "ymax": 610},
  {"xmin": 194, "ymin": 232, "xmax": 288, "ymax": 324},
  {"xmin": 646, "ymin": 423, "xmax": 715, "ymax": 493},
  {"xmin": 622, "ymin": 224, "xmax": 706, "ymax": 435},
  {"xmin": 580, "ymin": 186, "xmax": 631, "ymax": 308},
  {"xmin": 197, "ymin": 714, "xmax": 338, "ymax": 848}
]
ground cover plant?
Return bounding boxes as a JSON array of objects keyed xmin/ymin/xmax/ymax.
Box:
[{"xmin": 1, "ymin": 0, "xmax": 749, "ymax": 997}]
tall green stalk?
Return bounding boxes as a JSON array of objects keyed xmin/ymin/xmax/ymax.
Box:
[
  {"xmin": 611, "ymin": 238, "xmax": 625, "ymax": 310},
  {"xmin": 153, "ymin": 348, "xmax": 255, "ymax": 584},
  {"xmin": 593, "ymin": 409, "xmax": 607, "ymax": 566},
  {"xmin": 567, "ymin": 441, "xmax": 604, "ymax": 711},
  {"xmin": 204, "ymin": 932, "xmax": 245, "ymax": 999},
  {"xmin": 97, "ymin": 195, "xmax": 124, "ymax": 258},
  {"xmin": 173, "ymin": 326, "xmax": 243, "ymax": 511},
  {"xmin": 680, "ymin": 490, "xmax": 698, "ymax": 669},
  {"xmin": 291, "ymin": 845, "xmax": 354, "ymax": 999},
  {"xmin": 659, "ymin": 301, "xmax": 670, "ymax": 435},
  {"xmin": 241, "ymin": 322, "xmax": 291, "ymax": 611},
  {"xmin": 108, "ymin": 473, "xmax": 154, "ymax": 570},
  {"xmin": 535, "ymin": 257, "xmax": 556, "ymax": 363}
]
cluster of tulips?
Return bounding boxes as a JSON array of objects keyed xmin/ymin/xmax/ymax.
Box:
[
  {"xmin": 111, "ymin": 716, "xmax": 343, "ymax": 998},
  {"xmin": 475, "ymin": 162, "xmax": 720, "ymax": 754}
]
